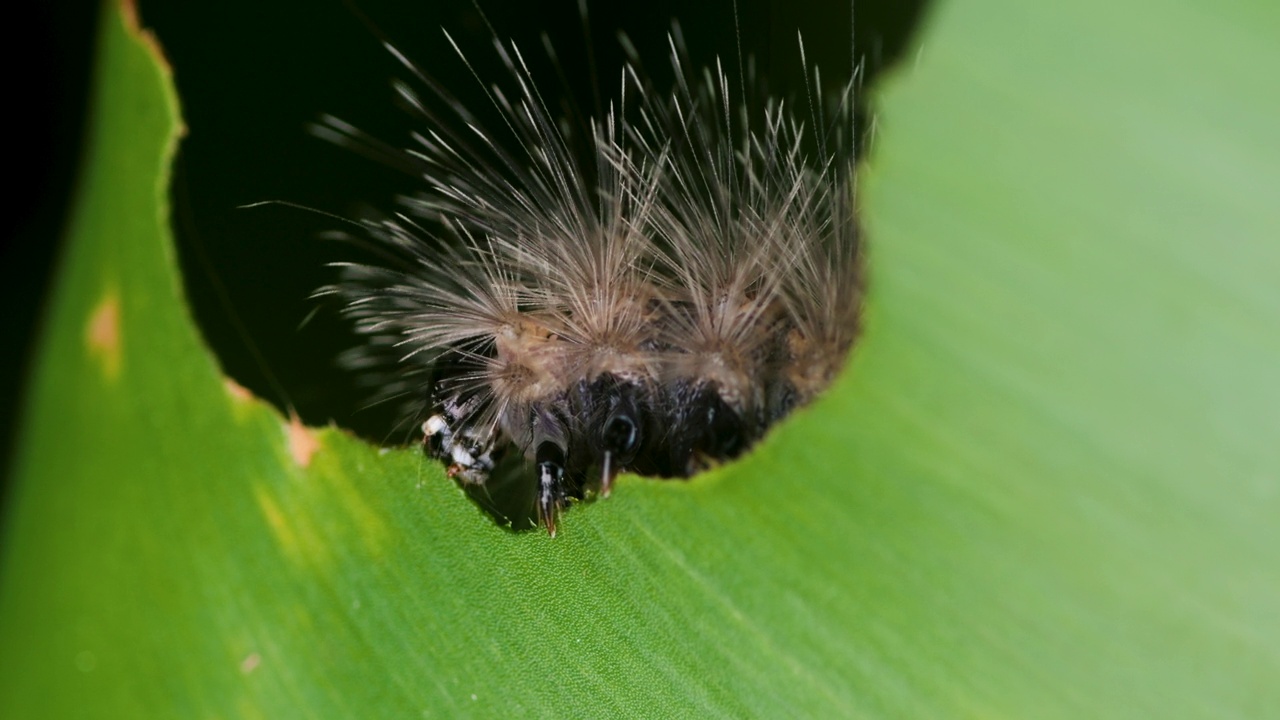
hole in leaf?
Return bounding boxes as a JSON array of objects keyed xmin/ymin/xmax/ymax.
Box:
[{"xmin": 146, "ymin": 0, "xmax": 930, "ymax": 529}]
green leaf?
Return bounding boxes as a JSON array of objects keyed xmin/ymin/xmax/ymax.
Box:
[{"xmin": 3, "ymin": 0, "xmax": 1279, "ymax": 716}]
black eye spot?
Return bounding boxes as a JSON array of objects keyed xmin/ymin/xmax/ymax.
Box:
[{"xmin": 603, "ymin": 413, "xmax": 640, "ymax": 457}]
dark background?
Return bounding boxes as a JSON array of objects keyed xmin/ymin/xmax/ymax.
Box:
[
  {"xmin": 2, "ymin": 0, "xmax": 100, "ymax": 491},
  {"xmin": 2, "ymin": 0, "xmax": 929, "ymax": 492}
]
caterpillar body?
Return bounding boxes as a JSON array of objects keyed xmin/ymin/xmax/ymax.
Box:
[{"xmin": 316, "ymin": 12, "xmax": 863, "ymax": 534}]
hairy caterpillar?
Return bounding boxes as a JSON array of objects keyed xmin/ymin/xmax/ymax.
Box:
[{"xmin": 314, "ymin": 6, "xmax": 863, "ymax": 534}]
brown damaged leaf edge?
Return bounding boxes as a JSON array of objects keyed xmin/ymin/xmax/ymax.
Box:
[
  {"xmin": 119, "ymin": 0, "xmax": 172, "ymax": 78},
  {"xmin": 287, "ymin": 413, "xmax": 320, "ymax": 468},
  {"xmin": 123, "ymin": 0, "xmax": 334, "ymax": 470}
]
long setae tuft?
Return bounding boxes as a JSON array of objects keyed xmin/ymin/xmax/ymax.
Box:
[{"xmin": 317, "ymin": 19, "xmax": 863, "ymax": 533}]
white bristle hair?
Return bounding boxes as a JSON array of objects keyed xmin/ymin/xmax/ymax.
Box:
[{"xmin": 316, "ymin": 13, "xmax": 863, "ymax": 533}]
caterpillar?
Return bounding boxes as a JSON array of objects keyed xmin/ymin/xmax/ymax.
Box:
[{"xmin": 314, "ymin": 5, "xmax": 863, "ymax": 534}]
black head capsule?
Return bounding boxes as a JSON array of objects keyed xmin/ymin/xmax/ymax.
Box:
[
  {"xmin": 702, "ymin": 392, "xmax": 748, "ymax": 461},
  {"xmin": 660, "ymin": 383, "xmax": 752, "ymax": 476},
  {"xmin": 576, "ymin": 376, "xmax": 650, "ymax": 496},
  {"xmin": 598, "ymin": 403, "xmax": 642, "ymax": 496}
]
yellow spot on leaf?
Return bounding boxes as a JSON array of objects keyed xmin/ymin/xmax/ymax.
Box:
[
  {"xmin": 321, "ymin": 466, "xmax": 390, "ymax": 558},
  {"xmin": 254, "ymin": 489, "xmax": 297, "ymax": 558},
  {"xmin": 254, "ymin": 485, "xmax": 330, "ymax": 569},
  {"xmin": 85, "ymin": 292, "xmax": 121, "ymax": 379}
]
